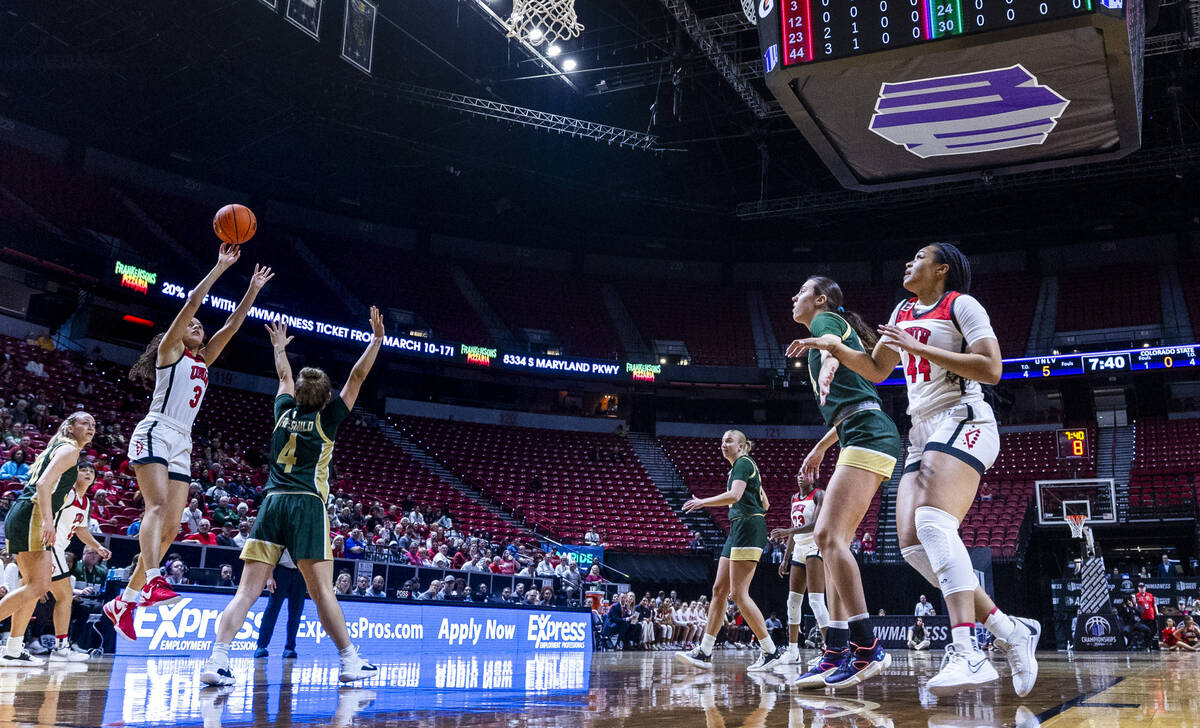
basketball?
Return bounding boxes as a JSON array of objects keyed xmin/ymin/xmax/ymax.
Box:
[{"xmin": 212, "ymin": 204, "xmax": 257, "ymax": 245}]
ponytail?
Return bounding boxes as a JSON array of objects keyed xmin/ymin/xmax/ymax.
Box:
[
  {"xmin": 129, "ymin": 333, "xmax": 165, "ymax": 388},
  {"xmin": 807, "ymin": 276, "xmax": 879, "ymax": 350}
]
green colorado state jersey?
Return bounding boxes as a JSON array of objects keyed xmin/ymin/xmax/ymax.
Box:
[
  {"xmin": 806, "ymin": 311, "xmax": 883, "ymax": 426},
  {"xmin": 266, "ymin": 393, "xmax": 350, "ymax": 500},
  {"xmin": 727, "ymin": 455, "xmax": 766, "ymax": 520},
  {"xmin": 18, "ymin": 440, "xmax": 78, "ymax": 514}
]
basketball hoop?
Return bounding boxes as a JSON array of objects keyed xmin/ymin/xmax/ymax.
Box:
[
  {"xmin": 1065, "ymin": 513, "xmax": 1088, "ymax": 540},
  {"xmin": 506, "ymin": 0, "xmax": 584, "ymax": 46}
]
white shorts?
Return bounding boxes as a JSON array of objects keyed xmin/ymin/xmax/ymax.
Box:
[
  {"xmin": 128, "ymin": 416, "xmax": 192, "ymax": 483},
  {"xmin": 50, "ymin": 544, "xmax": 73, "ymax": 582},
  {"xmin": 790, "ymin": 534, "xmax": 820, "ymax": 565},
  {"xmin": 904, "ymin": 400, "xmax": 999, "ymax": 477}
]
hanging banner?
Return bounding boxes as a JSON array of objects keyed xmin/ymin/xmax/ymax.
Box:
[
  {"xmin": 341, "ymin": 0, "xmax": 378, "ymax": 74},
  {"xmin": 286, "ymin": 0, "xmax": 323, "ymax": 40}
]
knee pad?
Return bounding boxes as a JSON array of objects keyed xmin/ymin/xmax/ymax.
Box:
[
  {"xmin": 787, "ymin": 592, "xmax": 804, "ymax": 625},
  {"xmin": 914, "ymin": 506, "xmax": 978, "ymax": 596},
  {"xmin": 901, "ymin": 544, "xmax": 940, "ymax": 588},
  {"xmin": 809, "ymin": 592, "xmax": 830, "ymax": 629}
]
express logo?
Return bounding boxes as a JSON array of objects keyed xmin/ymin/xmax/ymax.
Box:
[
  {"xmin": 869, "ymin": 64, "xmax": 1070, "ymax": 159},
  {"xmin": 963, "ymin": 428, "xmax": 981, "ymax": 450},
  {"xmin": 1085, "ymin": 616, "xmax": 1111, "ymax": 636},
  {"xmin": 526, "ymin": 614, "xmax": 588, "ymax": 649}
]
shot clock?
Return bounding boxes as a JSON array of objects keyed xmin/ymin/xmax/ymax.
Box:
[{"xmin": 1056, "ymin": 429, "xmax": 1090, "ymax": 459}]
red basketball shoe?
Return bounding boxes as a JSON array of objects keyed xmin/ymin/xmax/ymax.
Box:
[
  {"xmin": 139, "ymin": 576, "xmax": 181, "ymax": 609},
  {"xmin": 103, "ymin": 598, "xmax": 137, "ymax": 642}
]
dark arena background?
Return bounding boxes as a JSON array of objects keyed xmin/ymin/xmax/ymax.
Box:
[{"xmin": 0, "ymin": 0, "xmax": 1199, "ymax": 725}]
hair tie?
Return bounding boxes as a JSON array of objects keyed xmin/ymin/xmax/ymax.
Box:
[{"xmin": 837, "ymin": 306, "xmax": 845, "ymax": 313}]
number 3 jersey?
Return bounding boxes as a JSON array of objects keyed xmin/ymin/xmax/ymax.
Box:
[
  {"xmin": 887, "ymin": 291, "xmax": 996, "ymax": 417},
  {"xmin": 266, "ymin": 393, "xmax": 350, "ymax": 500},
  {"xmin": 147, "ymin": 349, "xmax": 209, "ymax": 431}
]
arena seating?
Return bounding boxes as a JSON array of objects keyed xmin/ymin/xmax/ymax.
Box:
[
  {"xmin": 465, "ymin": 263, "xmax": 623, "ymax": 360},
  {"xmin": 1129, "ymin": 417, "xmax": 1200, "ymax": 519},
  {"xmin": 615, "ymin": 281, "xmax": 758, "ymax": 367},
  {"xmin": 1056, "ymin": 266, "xmax": 1161, "ymax": 331},
  {"xmin": 398, "ymin": 416, "xmax": 693, "ymax": 552}
]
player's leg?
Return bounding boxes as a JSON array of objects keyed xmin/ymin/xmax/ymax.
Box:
[
  {"xmin": 730, "ymin": 558, "xmax": 783, "ymax": 671},
  {"xmin": 127, "ymin": 463, "xmax": 183, "ymax": 598},
  {"xmin": 47, "ymin": 573, "xmax": 87, "ymax": 662},
  {"xmin": 806, "ymin": 553, "xmax": 830, "ymax": 645},
  {"xmin": 813, "ymin": 464, "xmax": 889, "ymax": 688},
  {"xmin": 294, "ymin": 559, "xmax": 377, "ymax": 682},
  {"xmin": 0, "ymin": 552, "xmax": 52, "ymax": 664},
  {"xmin": 677, "ymin": 558, "xmax": 731, "ymax": 667},
  {"xmin": 200, "ymin": 560, "xmax": 273, "ymax": 686},
  {"xmin": 784, "ymin": 559, "xmax": 807, "ymax": 663}
]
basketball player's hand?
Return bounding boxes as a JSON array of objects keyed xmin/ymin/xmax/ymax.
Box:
[
  {"xmin": 216, "ymin": 243, "xmax": 241, "ymax": 270},
  {"xmin": 785, "ymin": 334, "xmax": 841, "ymax": 358},
  {"xmin": 266, "ymin": 577, "xmax": 277, "ymax": 594},
  {"xmin": 817, "ymin": 364, "xmax": 836, "ymax": 406},
  {"xmin": 369, "ymin": 305, "xmax": 385, "ymax": 340},
  {"xmin": 778, "ymin": 561, "xmax": 789, "ymax": 579},
  {"xmin": 769, "ymin": 528, "xmax": 790, "ymax": 542},
  {"xmin": 266, "ymin": 321, "xmax": 293, "ymax": 349},
  {"xmin": 97, "ymin": 547, "xmax": 112, "ymax": 561},
  {"xmin": 799, "ymin": 450, "xmax": 824, "ymax": 483},
  {"xmin": 249, "ymin": 264, "xmax": 275, "ymax": 291},
  {"xmin": 876, "ymin": 324, "xmax": 923, "ymax": 355},
  {"xmin": 682, "ymin": 497, "xmax": 704, "ymax": 513},
  {"xmin": 40, "ymin": 522, "xmax": 55, "ymax": 547}
]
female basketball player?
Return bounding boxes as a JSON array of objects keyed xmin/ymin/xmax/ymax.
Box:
[
  {"xmin": 677, "ymin": 430, "xmax": 785, "ymax": 672},
  {"xmin": 770, "ymin": 467, "xmax": 828, "ymax": 666},
  {"xmin": 0, "ymin": 411, "xmax": 95, "ymax": 664},
  {"xmin": 46, "ymin": 461, "xmax": 112, "ymax": 662},
  {"xmin": 201, "ymin": 312, "xmax": 385, "ymax": 685},
  {"xmin": 784, "ymin": 277, "xmax": 901, "ymax": 690},
  {"xmin": 788, "ymin": 244, "xmax": 1040, "ymax": 697},
  {"xmin": 104, "ymin": 244, "xmax": 273, "ymax": 641}
]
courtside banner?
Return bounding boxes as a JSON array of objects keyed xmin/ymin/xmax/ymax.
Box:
[
  {"xmin": 869, "ymin": 615, "xmax": 951, "ymax": 650},
  {"xmin": 544, "ymin": 543, "xmax": 604, "ymax": 569},
  {"xmin": 121, "ymin": 591, "xmax": 592, "ymax": 657}
]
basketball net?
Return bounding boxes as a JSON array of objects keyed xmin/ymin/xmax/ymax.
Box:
[
  {"xmin": 741, "ymin": 0, "xmax": 758, "ymax": 25},
  {"xmin": 1066, "ymin": 514, "xmax": 1096, "ymax": 558},
  {"xmin": 506, "ymin": 0, "xmax": 584, "ymax": 46}
]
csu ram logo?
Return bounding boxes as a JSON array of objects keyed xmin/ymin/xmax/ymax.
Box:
[{"xmin": 869, "ymin": 64, "xmax": 1069, "ymax": 159}]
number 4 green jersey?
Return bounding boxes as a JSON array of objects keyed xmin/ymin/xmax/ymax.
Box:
[{"xmin": 266, "ymin": 393, "xmax": 350, "ymax": 500}]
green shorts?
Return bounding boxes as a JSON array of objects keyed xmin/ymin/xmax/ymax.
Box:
[
  {"xmin": 4, "ymin": 500, "xmax": 42, "ymax": 555},
  {"xmin": 241, "ymin": 492, "xmax": 332, "ymax": 564},
  {"xmin": 721, "ymin": 514, "xmax": 767, "ymax": 561},
  {"xmin": 835, "ymin": 409, "xmax": 902, "ymax": 479}
]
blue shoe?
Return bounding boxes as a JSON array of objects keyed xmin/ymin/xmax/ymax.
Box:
[
  {"xmin": 824, "ymin": 640, "xmax": 891, "ymax": 689},
  {"xmin": 793, "ymin": 648, "xmax": 848, "ymax": 688},
  {"xmin": 282, "ymin": 649, "xmax": 298, "ymax": 659},
  {"xmin": 253, "ymin": 648, "xmax": 268, "ymax": 659}
]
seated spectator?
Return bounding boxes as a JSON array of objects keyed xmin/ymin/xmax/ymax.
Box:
[
  {"xmin": 541, "ymin": 586, "xmax": 557, "ymax": 606},
  {"xmin": 1157, "ymin": 554, "xmax": 1177, "ymax": 578},
  {"xmin": 331, "ymin": 535, "xmax": 346, "ymax": 559},
  {"xmin": 861, "ymin": 532, "xmax": 876, "ymax": 561},
  {"xmin": 344, "ymin": 529, "xmax": 367, "ymax": 559},
  {"xmin": 351, "ymin": 575, "xmax": 370, "ymax": 596},
  {"xmin": 1162, "ymin": 618, "xmax": 1181, "ymax": 651},
  {"xmin": 415, "ymin": 579, "xmax": 443, "ymax": 601},
  {"xmin": 165, "ymin": 560, "xmax": 189, "ymax": 586},
  {"xmin": 333, "ymin": 571, "xmax": 353, "ymax": 596},
  {"xmin": 497, "ymin": 552, "xmax": 518, "ymax": 575},
  {"xmin": 524, "ymin": 590, "xmax": 541, "ymax": 606},
  {"xmin": 584, "ymin": 527, "xmax": 600, "ymax": 546},
  {"xmin": 585, "ymin": 565, "xmax": 605, "ymax": 584},
  {"xmin": 535, "ymin": 555, "xmax": 557, "ymax": 579},
  {"xmin": 511, "ymin": 584, "xmax": 527, "ymax": 604},
  {"xmin": 491, "ymin": 587, "xmax": 512, "ymax": 604},
  {"xmin": 210, "ymin": 496, "xmax": 238, "ymax": 528},
  {"xmin": 183, "ymin": 519, "xmax": 218, "ymax": 545},
  {"xmin": 234, "ymin": 521, "xmax": 250, "ymax": 548},
  {"xmin": 368, "ymin": 575, "xmax": 388, "ymax": 598},
  {"xmin": 91, "ymin": 489, "xmax": 114, "ymax": 522},
  {"xmin": 125, "ymin": 517, "xmax": 142, "ymax": 536},
  {"xmin": 206, "ymin": 479, "xmax": 231, "ymax": 502},
  {"xmin": 765, "ymin": 612, "xmax": 784, "ymax": 646},
  {"xmin": 217, "ymin": 564, "xmax": 237, "ymax": 588},
  {"xmin": 560, "ymin": 561, "xmax": 582, "ymax": 603},
  {"xmin": 1177, "ymin": 615, "xmax": 1200, "ymax": 651},
  {"xmin": 850, "ymin": 536, "xmax": 863, "ymax": 558},
  {"xmin": 432, "ymin": 544, "xmax": 451, "ymax": 568},
  {"xmin": 908, "ymin": 618, "xmax": 931, "ymax": 650},
  {"xmin": 914, "ymin": 595, "xmax": 936, "ymax": 616},
  {"xmin": 1117, "ymin": 595, "xmax": 1153, "ymax": 649},
  {"xmin": 602, "ymin": 593, "xmax": 639, "ymax": 650},
  {"xmin": 472, "ymin": 582, "xmax": 490, "ymax": 603},
  {"xmin": 979, "ymin": 482, "xmax": 995, "ymax": 502},
  {"xmin": 0, "ymin": 449, "xmax": 29, "ymax": 483},
  {"xmin": 216, "ymin": 524, "xmax": 239, "ymax": 548}
]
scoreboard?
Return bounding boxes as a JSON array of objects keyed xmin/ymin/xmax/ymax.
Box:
[
  {"xmin": 1003, "ymin": 345, "xmax": 1200, "ymax": 380},
  {"xmin": 757, "ymin": 0, "xmax": 1143, "ymax": 189},
  {"xmin": 1057, "ymin": 428, "xmax": 1090, "ymax": 459},
  {"xmin": 778, "ymin": 0, "xmax": 1094, "ymax": 65}
]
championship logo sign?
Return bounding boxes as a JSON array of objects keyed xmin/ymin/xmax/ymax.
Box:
[{"xmin": 869, "ymin": 64, "xmax": 1070, "ymax": 159}]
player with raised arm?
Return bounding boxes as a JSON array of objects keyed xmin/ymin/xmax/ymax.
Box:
[
  {"xmin": 677, "ymin": 430, "xmax": 785, "ymax": 672},
  {"xmin": 784, "ymin": 277, "xmax": 901, "ymax": 690},
  {"xmin": 0, "ymin": 411, "xmax": 95, "ymax": 665},
  {"xmin": 104, "ymin": 245, "xmax": 273, "ymax": 641},
  {"xmin": 770, "ymin": 466, "xmax": 828, "ymax": 667},
  {"xmin": 200, "ymin": 308, "xmax": 386, "ymax": 686},
  {"xmin": 788, "ymin": 243, "xmax": 1040, "ymax": 697}
]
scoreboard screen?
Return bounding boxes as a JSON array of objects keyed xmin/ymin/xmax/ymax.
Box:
[
  {"xmin": 1056, "ymin": 429, "xmax": 1090, "ymax": 459},
  {"xmin": 779, "ymin": 0, "xmax": 1094, "ymax": 65}
]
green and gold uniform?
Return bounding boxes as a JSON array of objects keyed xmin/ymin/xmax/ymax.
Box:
[
  {"xmin": 5, "ymin": 441, "xmax": 77, "ymax": 554},
  {"xmin": 807, "ymin": 311, "xmax": 901, "ymax": 478},
  {"xmin": 721, "ymin": 455, "xmax": 768, "ymax": 561},
  {"xmin": 242, "ymin": 393, "xmax": 350, "ymax": 564}
]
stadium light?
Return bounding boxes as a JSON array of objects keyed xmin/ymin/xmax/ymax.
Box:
[
  {"xmin": 547, "ymin": 44, "xmax": 562, "ymax": 57},
  {"xmin": 562, "ymin": 58, "xmax": 578, "ymax": 71},
  {"xmin": 528, "ymin": 27, "xmax": 544, "ymax": 42}
]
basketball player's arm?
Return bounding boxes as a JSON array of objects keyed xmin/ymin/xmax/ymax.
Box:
[
  {"xmin": 265, "ymin": 321, "xmax": 295, "ymax": 396},
  {"xmin": 159, "ymin": 244, "xmax": 241, "ymax": 363},
  {"xmin": 71, "ymin": 527, "xmax": 112, "ymax": 561},
  {"xmin": 786, "ymin": 334, "xmax": 901, "ymax": 383},
  {"xmin": 682, "ymin": 480, "xmax": 746, "ymax": 512},
  {"xmin": 340, "ymin": 306, "xmax": 385, "ymax": 410},
  {"xmin": 203, "ymin": 264, "xmax": 275, "ymax": 365},
  {"xmin": 34, "ymin": 448, "xmax": 78, "ymax": 546},
  {"xmin": 876, "ymin": 325, "xmax": 1002, "ymax": 384}
]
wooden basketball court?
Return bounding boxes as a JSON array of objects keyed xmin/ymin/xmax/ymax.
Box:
[{"xmin": 0, "ymin": 648, "xmax": 1189, "ymax": 727}]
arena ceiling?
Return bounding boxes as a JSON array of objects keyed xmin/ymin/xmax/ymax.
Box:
[{"xmin": 1, "ymin": 0, "xmax": 1199, "ymax": 260}]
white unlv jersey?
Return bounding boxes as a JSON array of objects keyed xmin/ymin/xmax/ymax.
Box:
[
  {"xmin": 148, "ymin": 349, "xmax": 209, "ymax": 430},
  {"xmin": 54, "ymin": 493, "xmax": 89, "ymax": 545},
  {"xmin": 888, "ymin": 292, "xmax": 996, "ymax": 417},
  {"xmin": 790, "ymin": 491, "xmax": 817, "ymax": 530}
]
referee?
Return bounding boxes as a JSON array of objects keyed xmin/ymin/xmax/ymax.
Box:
[{"xmin": 254, "ymin": 550, "xmax": 306, "ymax": 659}]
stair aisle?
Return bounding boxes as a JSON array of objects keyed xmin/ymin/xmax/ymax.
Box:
[{"xmin": 626, "ymin": 432, "xmax": 724, "ymax": 551}]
